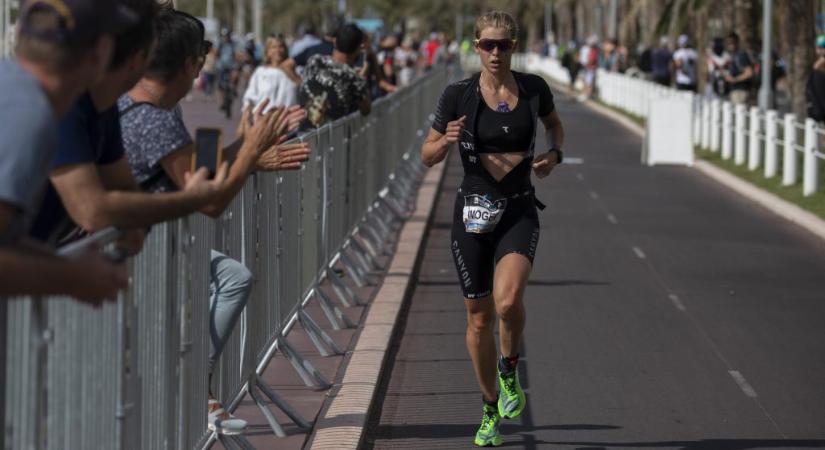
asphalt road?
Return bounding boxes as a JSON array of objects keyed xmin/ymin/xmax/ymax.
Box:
[{"xmin": 365, "ymin": 91, "xmax": 825, "ymax": 450}]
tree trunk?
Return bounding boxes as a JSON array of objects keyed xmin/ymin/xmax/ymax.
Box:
[
  {"xmin": 694, "ymin": 0, "xmax": 709, "ymax": 94},
  {"xmin": 733, "ymin": 0, "xmax": 760, "ymax": 51},
  {"xmin": 779, "ymin": 0, "xmax": 815, "ymax": 118}
]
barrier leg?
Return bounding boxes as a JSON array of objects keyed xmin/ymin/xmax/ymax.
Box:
[
  {"xmin": 276, "ymin": 336, "xmax": 332, "ymax": 389},
  {"xmin": 339, "ymin": 251, "xmax": 368, "ymax": 288},
  {"xmin": 298, "ymin": 309, "xmax": 344, "ymax": 356},
  {"xmin": 247, "ymin": 382, "xmax": 288, "ymax": 437},
  {"xmin": 325, "ymin": 266, "xmax": 365, "ymax": 306},
  {"xmin": 254, "ymin": 376, "xmax": 312, "ymax": 429},
  {"xmin": 314, "ymin": 287, "xmax": 357, "ymax": 327}
]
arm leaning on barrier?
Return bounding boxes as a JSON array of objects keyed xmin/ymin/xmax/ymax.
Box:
[{"xmin": 0, "ymin": 224, "xmax": 128, "ymax": 305}]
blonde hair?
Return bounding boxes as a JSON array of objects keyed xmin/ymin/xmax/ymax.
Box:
[
  {"xmin": 263, "ymin": 37, "xmax": 288, "ymax": 65},
  {"xmin": 474, "ymin": 11, "xmax": 518, "ymax": 40}
]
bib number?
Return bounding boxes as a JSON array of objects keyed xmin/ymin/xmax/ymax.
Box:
[{"xmin": 463, "ymin": 194, "xmax": 506, "ymax": 234}]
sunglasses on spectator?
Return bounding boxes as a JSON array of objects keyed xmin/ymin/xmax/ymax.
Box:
[{"xmin": 474, "ymin": 38, "xmax": 517, "ymax": 53}]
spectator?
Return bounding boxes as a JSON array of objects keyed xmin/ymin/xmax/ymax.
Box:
[
  {"xmin": 806, "ymin": 35, "xmax": 825, "ymax": 122},
  {"xmin": 118, "ymin": 9, "xmax": 309, "ymax": 435},
  {"xmin": 201, "ymin": 45, "xmax": 218, "ymax": 96},
  {"xmin": 423, "ymin": 32, "xmax": 441, "ymax": 67},
  {"xmin": 291, "ymin": 18, "xmax": 340, "ymax": 70},
  {"xmin": 600, "ymin": 38, "xmax": 620, "ymax": 72},
  {"xmin": 216, "ymin": 30, "xmax": 240, "ymax": 118},
  {"xmin": 377, "ymin": 35, "xmax": 399, "ymax": 86},
  {"xmin": 560, "ymin": 40, "xmax": 581, "ymax": 95},
  {"xmin": 29, "ymin": 0, "xmax": 225, "ymax": 255},
  {"xmin": 357, "ymin": 32, "xmax": 398, "ymax": 99},
  {"xmin": 242, "ymin": 37, "xmax": 300, "ymax": 114},
  {"xmin": 290, "ymin": 24, "xmax": 322, "ymax": 58},
  {"xmin": 724, "ymin": 32, "xmax": 754, "ymax": 105},
  {"xmin": 673, "ymin": 34, "xmax": 698, "ymax": 91},
  {"xmin": 300, "ymin": 23, "xmax": 371, "ymax": 128},
  {"xmin": 651, "ymin": 36, "xmax": 672, "ymax": 86},
  {"xmin": 0, "ymin": 0, "xmax": 135, "ymax": 302},
  {"xmin": 578, "ymin": 34, "xmax": 599, "ymax": 100},
  {"xmin": 706, "ymin": 36, "xmax": 731, "ymax": 99},
  {"xmin": 395, "ymin": 36, "xmax": 419, "ymax": 86}
]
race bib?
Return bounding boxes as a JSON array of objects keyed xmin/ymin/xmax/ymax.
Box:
[{"xmin": 463, "ymin": 194, "xmax": 507, "ymax": 234}]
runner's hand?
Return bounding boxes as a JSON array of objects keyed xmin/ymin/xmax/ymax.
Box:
[
  {"xmin": 443, "ymin": 115, "xmax": 466, "ymax": 146},
  {"xmin": 532, "ymin": 151, "xmax": 560, "ymax": 178}
]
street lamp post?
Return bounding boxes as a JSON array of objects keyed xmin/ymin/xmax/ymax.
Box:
[
  {"xmin": 758, "ymin": 0, "xmax": 773, "ymax": 109},
  {"xmin": 253, "ymin": 0, "xmax": 262, "ymax": 41}
]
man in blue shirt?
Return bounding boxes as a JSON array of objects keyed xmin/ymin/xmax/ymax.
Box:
[{"xmin": 0, "ymin": 0, "xmax": 137, "ymax": 302}]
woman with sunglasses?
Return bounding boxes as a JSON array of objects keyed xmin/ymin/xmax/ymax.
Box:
[{"xmin": 421, "ymin": 10, "xmax": 565, "ymax": 447}]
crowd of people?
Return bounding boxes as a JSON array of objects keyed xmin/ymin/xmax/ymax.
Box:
[
  {"xmin": 196, "ymin": 22, "xmax": 460, "ymax": 124},
  {"xmin": 554, "ymin": 31, "xmax": 786, "ymax": 107}
]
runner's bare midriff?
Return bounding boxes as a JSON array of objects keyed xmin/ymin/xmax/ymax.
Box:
[{"xmin": 479, "ymin": 151, "xmax": 528, "ymax": 182}]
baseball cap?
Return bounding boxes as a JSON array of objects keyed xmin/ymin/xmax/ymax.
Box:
[
  {"xmin": 18, "ymin": 0, "xmax": 139, "ymax": 45},
  {"xmin": 678, "ymin": 34, "xmax": 689, "ymax": 47},
  {"xmin": 817, "ymin": 34, "xmax": 825, "ymax": 48}
]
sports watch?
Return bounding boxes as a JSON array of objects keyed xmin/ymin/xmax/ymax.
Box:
[{"xmin": 548, "ymin": 147, "xmax": 563, "ymax": 164}]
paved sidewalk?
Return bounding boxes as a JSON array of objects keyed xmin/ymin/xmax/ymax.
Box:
[{"xmin": 366, "ymin": 93, "xmax": 825, "ymax": 449}]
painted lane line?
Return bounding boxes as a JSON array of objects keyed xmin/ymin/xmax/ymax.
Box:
[
  {"xmin": 729, "ymin": 371, "xmax": 758, "ymax": 398},
  {"xmin": 668, "ymin": 294, "xmax": 687, "ymax": 311},
  {"xmin": 589, "ymin": 191, "xmax": 600, "ymax": 200},
  {"xmin": 565, "ymin": 157, "xmax": 585, "ymax": 165},
  {"xmin": 576, "ymin": 173, "xmax": 584, "ymax": 181},
  {"xmin": 607, "ymin": 213, "xmax": 618, "ymax": 224},
  {"xmin": 632, "ymin": 247, "xmax": 646, "ymax": 259}
]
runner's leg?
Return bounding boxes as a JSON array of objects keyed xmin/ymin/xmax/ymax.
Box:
[{"xmin": 464, "ymin": 296, "xmax": 498, "ymax": 402}]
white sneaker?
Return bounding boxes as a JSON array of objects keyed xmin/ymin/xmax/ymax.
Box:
[{"xmin": 208, "ymin": 398, "xmax": 248, "ymax": 435}]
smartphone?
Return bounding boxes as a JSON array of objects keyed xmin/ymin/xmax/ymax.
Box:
[{"xmin": 192, "ymin": 128, "xmax": 223, "ymax": 177}]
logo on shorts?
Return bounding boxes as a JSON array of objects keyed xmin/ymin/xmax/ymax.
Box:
[
  {"xmin": 452, "ymin": 240, "xmax": 471, "ymax": 288},
  {"xmin": 502, "ymin": 126, "xmax": 510, "ymax": 133}
]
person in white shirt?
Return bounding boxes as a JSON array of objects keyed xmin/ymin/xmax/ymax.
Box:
[
  {"xmin": 673, "ymin": 34, "xmax": 698, "ymax": 91},
  {"xmin": 242, "ymin": 37, "xmax": 301, "ymax": 113}
]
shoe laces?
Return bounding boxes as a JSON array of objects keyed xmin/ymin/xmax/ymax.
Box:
[
  {"xmin": 481, "ymin": 407, "xmax": 497, "ymax": 430},
  {"xmin": 501, "ymin": 371, "xmax": 517, "ymax": 396}
]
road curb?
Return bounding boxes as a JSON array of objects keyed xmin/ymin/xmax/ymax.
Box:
[
  {"xmin": 574, "ymin": 86, "xmax": 825, "ymax": 243},
  {"xmin": 306, "ymin": 159, "xmax": 448, "ymax": 450}
]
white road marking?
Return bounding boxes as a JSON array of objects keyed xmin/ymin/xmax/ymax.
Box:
[
  {"xmin": 632, "ymin": 247, "xmax": 646, "ymax": 259},
  {"xmin": 607, "ymin": 213, "xmax": 618, "ymax": 224},
  {"xmin": 668, "ymin": 294, "xmax": 687, "ymax": 311},
  {"xmin": 576, "ymin": 173, "xmax": 584, "ymax": 181},
  {"xmin": 565, "ymin": 157, "xmax": 585, "ymax": 165},
  {"xmin": 589, "ymin": 191, "xmax": 599, "ymax": 200},
  {"xmin": 729, "ymin": 371, "xmax": 758, "ymax": 398}
]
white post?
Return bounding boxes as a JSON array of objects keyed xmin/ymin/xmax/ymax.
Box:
[
  {"xmin": 764, "ymin": 109, "xmax": 778, "ymax": 178},
  {"xmin": 711, "ymin": 99, "xmax": 721, "ymax": 151},
  {"xmin": 207, "ymin": 0, "xmax": 214, "ymax": 23},
  {"xmin": 722, "ymin": 102, "xmax": 733, "ymax": 159},
  {"xmin": 693, "ymin": 96, "xmax": 702, "ymax": 146},
  {"xmin": 758, "ymin": 0, "xmax": 773, "ymax": 109},
  {"xmin": 701, "ymin": 98, "xmax": 711, "ymax": 149},
  {"xmin": 748, "ymin": 106, "xmax": 761, "ymax": 170},
  {"xmin": 783, "ymin": 113, "xmax": 797, "ymax": 186},
  {"xmin": 734, "ymin": 103, "xmax": 747, "ymax": 165},
  {"xmin": 1, "ymin": 0, "xmax": 5, "ymax": 57},
  {"xmin": 803, "ymin": 118, "xmax": 819, "ymax": 196}
]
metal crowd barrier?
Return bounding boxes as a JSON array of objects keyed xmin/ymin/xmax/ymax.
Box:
[{"xmin": 2, "ymin": 64, "xmax": 450, "ymax": 450}]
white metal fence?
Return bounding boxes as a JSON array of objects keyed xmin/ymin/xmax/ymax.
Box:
[
  {"xmin": 461, "ymin": 52, "xmax": 825, "ymax": 198},
  {"xmin": 1, "ymin": 65, "xmax": 451, "ymax": 450}
]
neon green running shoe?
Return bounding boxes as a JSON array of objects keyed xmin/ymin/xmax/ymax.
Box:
[
  {"xmin": 497, "ymin": 367, "xmax": 526, "ymax": 419},
  {"xmin": 474, "ymin": 403, "xmax": 503, "ymax": 447}
]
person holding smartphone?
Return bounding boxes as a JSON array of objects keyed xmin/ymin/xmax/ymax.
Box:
[
  {"xmin": 119, "ymin": 8, "xmax": 309, "ymax": 435},
  {"xmin": 421, "ymin": 11, "xmax": 565, "ymax": 447}
]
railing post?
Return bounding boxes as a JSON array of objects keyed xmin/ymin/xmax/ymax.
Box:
[
  {"xmin": 748, "ymin": 106, "xmax": 761, "ymax": 171},
  {"xmin": 764, "ymin": 110, "xmax": 778, "ymax": 178},
  {"xmin": 783, "ymin": 113, "xmax": 797, "ymax": 186},
  {"xmin": 734, "ymin": 103, "xmax": 747, "ymax": 165},
  {"xmin": 803, "ymin": 117, "xmax": 819, "ymax": 196},
  {"xmin": 711, "ymin": 99, "xmax": 721, "ymax": 152},
  {"xmin": 701, "ymin": 98, "xmax": 711, "ymax": 149},
  {"xmin": 722, "ymin": 102, "xmax": 733, "ymax": 159}
]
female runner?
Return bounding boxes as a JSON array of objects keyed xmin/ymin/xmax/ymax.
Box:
[{"xmin": 421, "ymin": 10, "xmax": 565, "ymax": 447}]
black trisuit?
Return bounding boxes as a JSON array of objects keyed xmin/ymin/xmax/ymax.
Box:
[{"xmin": 432, "ymin": 71, "xmax": 555, "ymax": 299}]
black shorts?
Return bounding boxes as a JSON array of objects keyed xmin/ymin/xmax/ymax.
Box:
[{"xmin": 451, "ymin": 192, "xmax": 540, "ymax": 299}]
